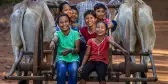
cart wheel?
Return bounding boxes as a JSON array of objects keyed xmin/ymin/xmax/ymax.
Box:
[
  {"xmin": 33, "ymin": 19, "xmax": 44, "ymax": 84},
  {"xmin": 37, "ymin": 20, "xmax": 44, "ymax": 84},
  {"xmin": 18, "ymin": 51, "xmax": 30, "ymax": 84}
]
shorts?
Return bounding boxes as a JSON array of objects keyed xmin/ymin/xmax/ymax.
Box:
[{"xmin": 80, "ymin": 61, "xmax": 107, "ymax": 82}]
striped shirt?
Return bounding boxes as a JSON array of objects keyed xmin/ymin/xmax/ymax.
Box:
[{"xmin": 76, "ymin": 0, "xmax": 112, "ymax": 27}]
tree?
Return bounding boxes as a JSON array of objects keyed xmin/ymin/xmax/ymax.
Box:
[{"xmin": 0, "ymin": 0, "xmax": 22, "ymax": 5}]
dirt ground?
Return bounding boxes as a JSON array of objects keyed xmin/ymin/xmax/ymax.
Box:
[
  {"xmin": 0, "ymin": 21, "xmax": 167, "ymax": 84},
  {"xmin": 0, "ymin": 0, "xmax": 168, "ymax": 84}
]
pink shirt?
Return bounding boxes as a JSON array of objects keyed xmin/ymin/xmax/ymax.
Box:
[
  {"xmin": 87, "ymin": 36, "xmax": 109, "ymax": 64},
  {"xmin": 104, "ymin": 18, "xmax": 111, "ymax": 24}
]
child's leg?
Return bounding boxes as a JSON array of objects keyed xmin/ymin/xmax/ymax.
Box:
[
  {"xmin": 79, "ymin": 41, "xmax": 86, "ymax": 65},
  {"xmin": 67, "ymin": 61, "xmax": 79, "ymax": 84},
  {"xmin": 80, "ymin": 61, "xmax": 95, "ymax": 84},
  {"xmin": 95, "ymin": 61, "xmax": 108, "ymax": 84},
  {"xmin": 56, "ymin": 61, "xmax": 67, "ymax": 84}
]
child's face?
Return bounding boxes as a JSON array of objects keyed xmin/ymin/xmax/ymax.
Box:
[
  {"xmin": 95, "ymin": 8, "xmax": 106, "ymax": 20},
  {"xmin": 96, "ymin": 22, "xmax": 107, "ymax": 36},
  {"xmin": 85, "ymin": 14, "xmax": 97, "ymax": 27},
  {"xmin": 71, "ymin": 9, "xmax": 78, "ymax": 22},
  {"xmin": 62, "ymin": 4, "xmax": 72, "ymax": 17},
  {"xmin": 58, "ymin": 16, "xmax": 70, "ymax": 32}
]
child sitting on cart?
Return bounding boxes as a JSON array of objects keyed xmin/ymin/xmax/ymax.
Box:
[
  {"xmin": 50, "ymin": 14, "xmax": 80, "ymax": 84},
  {"xmin": 78, "ymin": 21, "xmax": 128, "ymax": 84}
]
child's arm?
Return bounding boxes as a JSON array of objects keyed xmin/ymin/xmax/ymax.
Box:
[
  {"xmin": 52, "ymin": 35, "xmax": 58, "ymax": 43},
  {"xmin": 79, "ymin": 29, "xmax": 86, "ymax": 43},
  {"xmin": 108, "ymin": 36, "xmax": 128, "ymax": 54},
  {"xmin": 49, "ymin": 36, "xmax": 58, "ymax": 50},
  {"xmin": 62, "ymin": 32, "xmax": 80, "ymax": 56},
  {"xmin": 72, "ymin": 39, "xmax": 80, "ymax": 54},
  {"xmin": 78, "ymin": 46, "xmax": 91, "ymax": 72},
  {"xmin": 104, "ymin": 19, "xmax": 117, "ymax": 32}
]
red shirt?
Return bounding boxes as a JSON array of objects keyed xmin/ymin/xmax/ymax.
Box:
[
  {"xmin": 79, "ymin": 26, "xmax": 97, "ymax": 42},
  {"xmin": 87, "ymin": 36, "xmax": 109, "ymax": 64}
]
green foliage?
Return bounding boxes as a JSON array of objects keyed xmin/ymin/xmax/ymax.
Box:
[{"xmin": 0, "ymin": 0, "xmax": 22, "ymax": 5}]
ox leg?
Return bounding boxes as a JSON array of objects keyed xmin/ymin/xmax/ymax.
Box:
[
  {"xmin": 13, "ymin": 47, "xmax": 21, "ymax": 62},
  {"xmin": 136, "ymin": 20, "xmax": 153, "ymax": 84},
  {"xmin": 139, "ymin": 23, "xmax": 153, "ymax": 84},
  {"xmin": 12, "ymin": 46, "xmax": 24, "ymax": 76},
  {"xmin": 140, "ymin": 23, "xmax": 155, "ymax": 64},
  {"xmin": 124, "ymin": 19, "xmax": 137, "ymax": 84},
  {"xmin": 128, "ymin": 20, "xmax": 142, "ymax": 84},
  {"xmin": 130, "ymin": 36, "xmax": 139, "ymax": 84}
]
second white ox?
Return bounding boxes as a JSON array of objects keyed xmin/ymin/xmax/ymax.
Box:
[
  {"xmin": 112, "ymin": 0, "xmax": 156, "ymax": 63},
  {"xmin": 10, "ymin": 0, "xmax": 56, "ymax": 62}
]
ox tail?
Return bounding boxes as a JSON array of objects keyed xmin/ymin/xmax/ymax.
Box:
[
  {"xmin": 133, "ymin": 1, "xmax": 144, "ymax": 50},
  {"xmin": 134, "ymin": 1, "xmax": 150, "ymax": 53},
  {"xmin": 133, "ymin": 1, "xmax": 139, "ymax": 35},
  {"xmin": 19, "ymin": 3, "xmax": 27, "ymax": 51}
]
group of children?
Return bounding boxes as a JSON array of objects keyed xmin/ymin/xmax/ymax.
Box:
[{"xmin": 49, "ymin": 1, "xmax": 128, "ymax": 84}]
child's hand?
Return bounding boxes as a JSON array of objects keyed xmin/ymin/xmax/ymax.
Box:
[
  {"xmin": 49, "ymin": 41, "xmax": 55, "ymax": 50},
  {"xmin": 62, "ymin": 49, "xmax": 72, "ymax": 56},
  {"xmin": 78, "ymin": 65, "xmax": 84, "ymax": 72},
  {"xmin": 108, "ymin": 23, "xmax": 113, "ymax": 29}
]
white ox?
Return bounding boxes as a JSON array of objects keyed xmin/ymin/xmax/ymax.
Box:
[
  {"xmin": 10, "ymin": 0, "xmax": 56, "ymax": 63},
  {"xmin": 112, "ymin": 0, "xmax": 156, "ymax": 83},
  {"xmin": 111, "ymin": 0, "xmax": 156, "ymax": 83},
  {"xmin": 112, "ymin": 0, "xmax": 156, "ymax": 63}
]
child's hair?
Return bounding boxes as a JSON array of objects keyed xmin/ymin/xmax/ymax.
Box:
[
  {"xmin": 96, "ymin": 21, "xmax": 108, "ymax": 30},
  {"xmin": 71, "ymin": 5, "xmax": 79, "ymax": 14},
  {"xmin": 94, "ymin": 3, "xmax": 107, "ymax": 11},
  {"xmin": 84, "ymin": 10, "xmax": 96, "ymax": 19},
  {"xmin": 59, "ymin": 1, "xmax": 70, "ymax": 12},
  {"xmin": 56, "ymin": 13, "xmax": 71, "ymax": 24}
]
